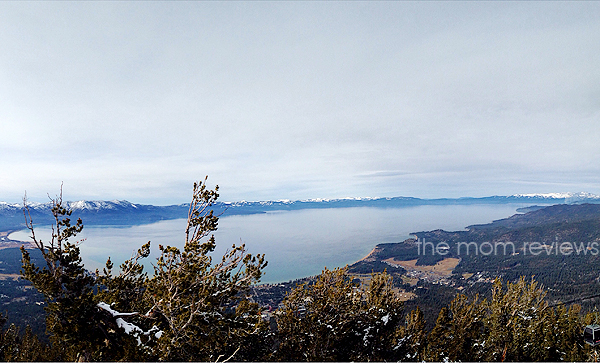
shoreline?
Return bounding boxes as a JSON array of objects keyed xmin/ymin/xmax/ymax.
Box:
[{"xmin": 0, "ymin": 229, "xmax": 37, "ymax": 250}]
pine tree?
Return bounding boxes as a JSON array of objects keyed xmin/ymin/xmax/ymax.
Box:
[
  {"xmin": 275, "ymin": 267, "xmax": 360, "ymax": 361},
  {"xmin": 20, "ymin": 178, "xmax": 268, "ymax": 361},
  {"xmin": 275, "ymin": 268, "xmax": 403, "ymax": 361},
  {"xmin": 142, "ymin": 178, "xmax": 268, "ymax": 361},
  {"xmin": 447, "ymin": 293, "xmax": 487, "ymax": 361},
  {"xmin": 482, "ymin": 277, "xmax": 550, "ymax": 361},
  {"xmin": 20, "ymin": 191, "xmax": 123, "ymax": 361},
  {"xmin": 354, "ymin": 271, "xmax": 404, "ymax": 361},
  {"xmin": 396, "ymin": 307, "xmax": 427, "ymax": 361},
  {"xmin": 560, "ymin": 304, "xmax": 586, "ymax": 361},
  {"xmin": 424, "ymin": 306, "xmax": 452, "ymax": 361},
  {"xmin": 94, "ymin": 242, "xmax": 156, "ymax": 361},
  {"xmin": 0, "ymin": 312, "xmax": 50, "ymax": 362}
]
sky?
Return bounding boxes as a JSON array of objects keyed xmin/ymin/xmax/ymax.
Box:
[{"xmin": 1, "ymin": 2, "xmax": 599, "ymax": 205}]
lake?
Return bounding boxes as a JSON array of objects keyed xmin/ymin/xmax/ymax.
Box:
[{"xmin": 10, "ymin": 204, "xmax": 529, "ymax": 283}]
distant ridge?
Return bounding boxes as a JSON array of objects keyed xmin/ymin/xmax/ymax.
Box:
[
  {"xmin": 1, "ymin": 192, "xmax": 599, "ymax": 231},
  {"xmin": 511, "ymin": 192, "xmax": 600, "ymax": 204}
]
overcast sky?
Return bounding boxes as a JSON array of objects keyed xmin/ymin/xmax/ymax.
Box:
[{"xmin": 1, "ymin": 2, "xmax": 599, "ymax": 204}]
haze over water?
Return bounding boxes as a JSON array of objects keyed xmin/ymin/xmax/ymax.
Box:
[{"xmin": 11, "ymin": 204, "xmax": 529, "ymax": 283}]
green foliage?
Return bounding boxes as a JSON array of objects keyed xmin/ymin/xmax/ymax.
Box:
[
  {"xmin": 127, "ymin": 178, "xmax": 270, "ymax": 361},
  {"xmin": 275, "ymin": 267, "xmax": 358, "ymax": 361},
  {"xmin": 20, "ymin": 178, "xmax": 268, "ymax": 361},
  {"xmin": 424, "ymin": 306, "xmax": 452, "ymax": 361},
  {"xmin": 0, "ymin": 315, "xmax": 51, "ymax": 361},
  {"xmin": 94, "ymin": 242, "xmax": 155, "ymax": 361},
  {"xmin": 420, "ymin": 278, "xmax": 592, "ymax": 362},
  {"xmin": 396, "ymin": 307, "xmax": 427, "ymax": 361},
  {"xmin": 483, "ymin": 278, "xmax": 549, "ymax": 361},
  {"xmin": 21, "ymin": 192, "xmax": 111, "ymax": 361},
  {"xmin": 275, "ymin": 267, "xmax": 404, "ymax": 361},
  {"xmin": 425, "ymin": 293, "xmax": 486, "ymax": 361}
]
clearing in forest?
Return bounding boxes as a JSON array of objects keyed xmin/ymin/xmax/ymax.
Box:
[{"xmin": 383, "ymin": 257, "xmax": 460, "ymax": 277}]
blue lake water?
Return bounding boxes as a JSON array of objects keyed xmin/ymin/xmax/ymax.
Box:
[{"xmin": 10, "ymin": 204, "xmax": 530, "ymax": 283}]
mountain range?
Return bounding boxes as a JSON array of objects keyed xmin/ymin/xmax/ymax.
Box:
[{"xmin": 1, "ymin": 192, "xmax": 599, "ymax": 231}]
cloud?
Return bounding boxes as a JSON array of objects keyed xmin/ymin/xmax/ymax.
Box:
[{"xmin": 0, "ymin": 2, "xmax": 599, "ymax": 203}]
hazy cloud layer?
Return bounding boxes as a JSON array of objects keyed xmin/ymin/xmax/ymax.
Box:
[{"xmin": 1, "ymin": 2, "xmax": 599, "ymax": 204}]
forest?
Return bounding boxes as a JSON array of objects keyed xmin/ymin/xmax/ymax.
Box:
[{"xmin": 2, "ymin": 179, "xmax": 600, "ymax": 362}]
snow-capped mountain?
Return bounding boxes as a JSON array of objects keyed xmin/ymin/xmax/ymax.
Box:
[
  {"xmin": 0, "ymin": 200, "xmax": 190, "ymax": 231},
  {"xmin": 0, "ymin": 192, "xmax": 599, "ymax": 231},
  {"xmin": 17, "ymin": 200, "xmax": 144, "ymax": 212},
  {"xmin": 67, "ymin": 200, "xmax": 138, "ymax": 211},
  {"xmin": 0, "ymin": 202, "xmax": 21, "ymax": 210},
  {"xmin": 512, "ymin": 192, "xmax": 600, "ymax": 203}
]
